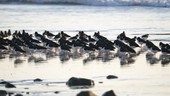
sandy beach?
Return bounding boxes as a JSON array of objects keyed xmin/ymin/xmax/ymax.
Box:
[{"xmin": 0, "ymin": 1, "xmax": 170, "ymax": 96}]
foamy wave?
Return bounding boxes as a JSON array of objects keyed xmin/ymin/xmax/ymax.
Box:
[{"xmin": 1, "ymin": 0, "xmax": 170, "ymax": 7}]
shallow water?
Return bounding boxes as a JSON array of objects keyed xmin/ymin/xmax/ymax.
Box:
[
  {"xmin": 0, "ymin": 4, "xmax": 170, "ymax": 33},
  {"xmin": 1, "ymin": 51, "xmax": 170, "ymax": 96},
  {"xmin": 0, "ymin": 4, "xmax": 170, "ymax": 96}
]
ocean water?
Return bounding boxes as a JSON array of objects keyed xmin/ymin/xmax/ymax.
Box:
[{"xmin": 0, "ymin": 3, "xmax": 170, "ymax": 96}]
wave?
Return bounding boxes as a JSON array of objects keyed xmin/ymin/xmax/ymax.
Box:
[{"xmin": 1, "ymin": 0, "xmax": 170, "ymax": 7}]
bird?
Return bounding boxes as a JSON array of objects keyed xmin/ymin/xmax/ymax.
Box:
[
  {"xmin": 159, "ymin": 42, "xmax": 170, "ymax": 54},
  {"xmin": 93, "ymin": 31, "xmax": 107, "ymax": 41},
  {"xmin": 83, "ymin": 44, "xmax": 95, "ymax": 52},
  {"xmin": 46, "ymin": 40, "xmax": 60, "ymax": 48},
  {"xmin": 0, "ymin": 44, "xmax": 7, "ymax": 50},
  {"xmin": 12, "ymin": 36, "xmax": 26, "ymax": 47},
  {"xmin": 72, "ymin": 39, "xmax": 84, "ymax": 48},
  {"xmin": 126, "ymin": 39, "xmax": 140, "ymax": 48},
  {"xmin": 60, "ymin": 44, "xmax": 71, "ymax": 52},
  {"xmin": 12, "ymin": 44, "xmax": 26, "ymax": 53},
  {"xmin": 58, "ymin": 36, "xmax": 67, "ymax": 45},
  {"xmin": 88, "ymin": 35, "xmax": 96, "ymax": 42},
  {"xmin": 69, "ymin": 34, "xmax": 78, "ymax": 40},
  {"xmin": 137, "ymin": 37, "xmax": 146, "ymax": 45},
  {"xmin": 79, "ymin": 36, "xmax": 89, "ymax": 42},
  {"xmin": 121, "ymin": 36, "xmax": 139, "ymax": 48},
  {"xmin": 43, "ymin": 30, "xmax": 55, "ymax": 38},
  {"xmin": 0, "ymin": 37, "xmax": 9, "ymax": 46},
  {"xmin": 35, "ymin": 32, "xmax": 45, "ymax": 41},
  {"xmin": 117, "ymin": 31, "xmax": 126, "ymax": 40},
  {"xmin": 89, "ymin": 43, "xmax": 99, "ymax": 50},
  {"xmin": 25, "ymin": 41, "xmax": 47, "ymax": 50},
  {"xmin": 141, "ymin": 34, "xmax": 149, "ymax": 40},
  {"xmin": 61, "ymin": 31, "xmax": 71, "ymax": 38},
  {"xmin": 7, "ymin": 29, "xmax": 11, "ymax": 36},
  {"xmin": 146, "ymin": 40, "xmax": 161, "ymax": 53},
  {"xmin": 53, "ymin": 33, "xmax": 61, "ymax": 40},
  {"xmin": 113, "ymin": 40, "xmax": 136, "ymax": 53},
  {"xmin": 78, "ymin": 31, "xmax": 88, "ymax": 38}
]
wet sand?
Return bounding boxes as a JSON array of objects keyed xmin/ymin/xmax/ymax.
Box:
[{"xmin": 0, "ymin": 40, "xmax": 170, "ymax": 96}]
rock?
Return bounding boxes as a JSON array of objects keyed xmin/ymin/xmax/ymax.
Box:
[
  {"xmin": 106, "ymin": 75, "xmax": 118, "ymax": 79},
  {"xmin": 15, "ymin": 94, "xmax": 23, "ymax": 96},
  {"xmin": 0, "ymin": 90, "xmax": 7, "ymax": 96},
  {"xmin": 66, "ymin": 77, "xmax": 95, "ymax": 87},
  {"xmin": 102, "ymin": 90, "xmax": 116, "ymax": 96},
  {"xmin": 77, "ymin": 91, "xmax": 96, "ymax": 96},
  {"xmin": 24, "ymin": 87, "xmax": 29, "ymax": 89},
  {"xmin": 26, "ymin": 92, "xmax": 29, "ymax": 94},
  {"xmin": 5, "ymin": 83, "xmax": 16, "ymax": 88},
  {"xmin": 54, "ymin": 91, "xmax": 59, "ymax": 94},
  {"xmin": 33, "ymin": 78, "xmax": 42, "ymax": 82}
]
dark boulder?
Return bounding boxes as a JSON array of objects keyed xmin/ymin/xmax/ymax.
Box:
[
  {"xmin": 33, "ymin": 78, "xmax": 42, "ymax": 82},
  {"xmin": 54, "ymin": 91, "xmax": 59, "ymax": 94},
  {"xmin": 15, "ymin": 94, "xmax": 23, "ymax": 96},
  {"xmin": 77, "ymin": 91, "xmax": 96, "ymax": 96},
  {"xmin": 106, "ymin": 75, "xmax": 118, "ymax": 79},
  {"xmin": 0, "ymin": 90, "xmax": 7, "ymax": 96},
  {"xmin": 66, "ymin": 77, "xmax": 95, "ymax": 87},
  {"xmin": 102, "ymin": 90, "xmax": 116, "ymax": 96},
  {"xmin": 5, "ymin": 83, "xmax": 16, "ymax": 88}
]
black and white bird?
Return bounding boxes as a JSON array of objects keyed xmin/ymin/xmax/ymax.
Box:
[
  {"xmin": 137, "ymin": 37, "xmax": 146, "ymax": 45},
  {"xmin": 45, "ymin": 40, "xmax": 60, "ymax": 48},
  {"xmin": 159, "ymin": 42, "xmax": 170, "ymax": 54},
  {"xmin": 69, "ymin": 34, "xmax": 78, "ymax": 40},
  {"xmin": 53, "ymin": 33, "xmax": 61, "ymax": 41},
  {"xmin": 61, "ymin": 31, "xmax": 71, "ymax": 38},
  {"xmin": 93, "ymin": 31, "xmax": 107, "ymax": 41},
  {"xmin": 35, "ymin": 32, "xmax": 43, "ymax": 40},
  {"xmin": 146, "ymin": 40, "xmax": 161, "ymax": 53},
  {"xmin": 43, "ymin": 30, "xmax": 55, "ymax": 39},
  {"xmin": 11, "ymin": 44, "xmax": 26, "ymax": 53},
  {"xmin": 0, "ymin": 44, "xmax": 7, "ymax": 50},
  {"xmin": 141, "ymin": 34, "xmax": 149, "ymax": 40},
  {"xmin": 117, "ymin": 31, "xmax": 126, "ymax": 40},
  {"xmin": 113, "ymin": 40, "xmax": 136, "ymax": 54},
  {"xmin": 88, "ymin": 35, "xmax": 96, "ymax": 42},
  {"xmin": 60, "ymin": 44, "xmax": 71, "ymax": 52}
]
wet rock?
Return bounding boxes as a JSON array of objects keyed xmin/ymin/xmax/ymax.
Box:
[
  {"xmin": 0, "ymin": 90, "xmax": 7, "ymax": 96},
  {"xmin": 66, "ymin": 77, "xmax": 95, "ymax": 87},
  {"xmin": 99, "ymin": 81, "xmax": 103, "ymax": 84},
  {"xmin": 77, "ymin": 91, "xmax": 96, "ymax": 96},
  {"xmin": 106, "ymin": 75, "xmax": 118, "ymax": 79},
  {"xmin": 33, "ymin": 78, "xmax": 42, "ymax": 82},
  {"xmin": 26, "ymin": 92, "xmax": 29, "ymax": 94},
  {"xmin": 24, "ymin": 87, "xmax": 29, "ymax": 89},
  {"xmin": 102, "ymin": 90, "xmax": 116, "ymax": 96},
  {"xmin": 5, "ymin": 83, "xmax": 16, "ymax": 88},
  {"xmin": 15, "ymin": 94, "xmax": 23, "ymax": 96},
  {"xmin": 54, "ymin": 91, "xmax": 59, "ymax": 94}
]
